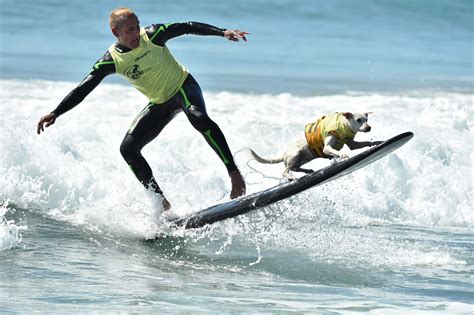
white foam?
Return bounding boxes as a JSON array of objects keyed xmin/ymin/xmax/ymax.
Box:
[
  {"xmin": 0, "ymin": 79, "xmax": 472, "ymax": 243},
  {"xmin": 0, "ymin": 203, "xmax": 27, "ymax": 250}
]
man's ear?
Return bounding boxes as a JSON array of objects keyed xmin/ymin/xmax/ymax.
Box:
[
  {"xmin": 343, "ymin": 112, "xmax": 353, "ymax": 119},
  {"xmin": 111, "ymin": 27, "xmax": 119, "ymax": 38}
]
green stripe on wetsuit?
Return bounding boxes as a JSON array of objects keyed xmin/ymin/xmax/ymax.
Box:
[
  {"xmin": 179, "ymin": 87, "xmax": 229, "ymax": 165},
  {"xmin": 149, "ymin": 23, "xmax": 173, "ymax": 42},
  {"xmin": 204, "ymin": 130, "xmax": 229, "ymax": 165},
  {"xmin": 179, "ymin": 88, "xmax": 192, "ymax": 109},
  {"xmin": 94, "ymin": 61, "xmax": 115, "ymax": 70}
]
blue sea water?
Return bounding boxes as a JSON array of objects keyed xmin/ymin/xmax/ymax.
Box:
[
  {"xmin": 1, "ymin": 0, "xmax": 472, "ymax": 94},
  {"xmin": 1, "ymin": 0, "xmax": 473, "ymax": 313}
]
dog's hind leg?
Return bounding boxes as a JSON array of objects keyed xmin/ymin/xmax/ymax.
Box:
[{"xmin": 282, "ymin": 168, "xmax": 295, "ymax": 181}]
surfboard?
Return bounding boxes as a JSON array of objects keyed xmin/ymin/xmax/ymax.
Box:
[{"xmin": 171, "ymin": 131, "xmax": 414, "ymax": 229}]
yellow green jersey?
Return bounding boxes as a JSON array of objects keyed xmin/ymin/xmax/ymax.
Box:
[{"xmin": 109, "ymin": 28, "xmax": 188, "ymax": 104}]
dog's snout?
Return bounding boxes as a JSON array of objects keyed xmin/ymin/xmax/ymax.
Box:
[{"xmin": 360, "ymin": 123, "xmax": 371, "ymax": 132}]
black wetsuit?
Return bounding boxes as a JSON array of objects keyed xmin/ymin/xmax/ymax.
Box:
[{"xmin": 52, "ymin": 22, "xmax": 238, "ymax": 197}]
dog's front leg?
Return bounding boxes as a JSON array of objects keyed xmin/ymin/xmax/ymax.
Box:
[
  {"xmin": 346, "ymin": 139, "xmax": 382, "ymax": 150},
  {"xmin": 323, "ymin": 136, "xmax": 348, "ymax": 159},
  {"xmin": 323, "ymin": 145, "xmax": 348, "ymax": 159}
]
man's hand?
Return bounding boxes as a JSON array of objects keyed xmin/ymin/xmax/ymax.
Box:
[
  {"xmin": 224, "ymin": 29, "xmax": 249, "ymax": 42},
  {"xmin": 37, "ymin": 113, "xmax": 57, "ymax": 135}
]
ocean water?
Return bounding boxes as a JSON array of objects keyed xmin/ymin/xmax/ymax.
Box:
[{"xmin": 1, "ymin": 0, "xmax": 473, "ymax": 313}]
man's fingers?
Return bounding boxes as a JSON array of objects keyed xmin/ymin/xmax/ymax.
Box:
[
  {"xmin": 239, "ymin": 31, "xmax": 249, "ymax": 41},
  {"xmin": 37, "ymin": 122, "xmax": 44, "ymax": 135},
  {"xmin": 37, "ymin": 115, "xmax": 55, "ymax": 135},
  {"xmin": 235, "ymin": 31, "xmax": 248, "ymax": 41},
  {"xmin": 37, "ymin": 119, "xmax": 44, "ymax": 134},
  {"xmin": 226, "ymin": 30, "xmax": 249, "ymax": 42}
]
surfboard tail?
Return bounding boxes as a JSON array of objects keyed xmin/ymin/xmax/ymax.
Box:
[{"xmin": 249, "ymin": 149, "xmax": 283, "ymax": 164}]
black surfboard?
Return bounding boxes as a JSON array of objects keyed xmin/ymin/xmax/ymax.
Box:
[{"xmin": 171, "ymin": 132, "xmax": 414, "ymax": 229}]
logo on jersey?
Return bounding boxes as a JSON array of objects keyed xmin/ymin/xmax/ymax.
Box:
[
  {"xmin": 135, "ymin": 50, "xmax": 150, "ymax": 62},
  {"xmin": 124, "ymin": 64, "xmax": 144, "ymax": 80}
]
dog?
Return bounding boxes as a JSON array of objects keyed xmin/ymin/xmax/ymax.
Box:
[{"xmin": 250, "ymin": 112, "xmax": 382, "ymax": 179}]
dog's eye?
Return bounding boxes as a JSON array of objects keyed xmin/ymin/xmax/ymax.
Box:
[{"xmin": 356, "ymin": 118, "xmax": 363, "ymax": 123}]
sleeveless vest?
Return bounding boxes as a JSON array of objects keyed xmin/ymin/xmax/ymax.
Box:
[
  {"xmin": 305, "ymin": 113, "xmax": 356, "ymax": 157},
  {"xmin": 109, "ymin": 29, "xmax": 188, "ymax": 104}
]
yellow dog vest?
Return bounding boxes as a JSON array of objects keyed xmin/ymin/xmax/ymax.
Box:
[
  {"xmin": 109, "ymin": 28, "xmax": 188, "ymax": 104},
  {"xmin": 305, "ymin": 113, "xmax": 356, "ymax": 157}
]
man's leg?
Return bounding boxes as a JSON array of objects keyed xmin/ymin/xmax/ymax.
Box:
[
  {"xmin": 179, "ymin": 75, "xmax": 246, "ymax": 198},
  {"xmin": 120, "ymin": 101, "xmax": 180, "ymax": 210}
]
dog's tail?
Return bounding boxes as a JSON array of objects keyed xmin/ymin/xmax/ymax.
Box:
[{"xmin": 249, "ymin": 149, "xmax": 283, "ymax": 164}]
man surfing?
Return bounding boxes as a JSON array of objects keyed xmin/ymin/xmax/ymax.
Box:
[{"xmin": 37, "ymin": 7, "xmax": 247, "ymax": 214}]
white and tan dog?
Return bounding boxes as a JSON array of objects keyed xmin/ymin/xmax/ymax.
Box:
[{"xmin": 250, "ymin": 112, "xmax": 382, "ymax": 179}]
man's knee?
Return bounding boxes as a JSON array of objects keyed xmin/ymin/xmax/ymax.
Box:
[
  {"xmin": 120, "ymin": 135, "xmax": 138, "ymax": 162},
  {"xmin": 188, "ymin": 105, "xmax": 214, "ymax": 131}
]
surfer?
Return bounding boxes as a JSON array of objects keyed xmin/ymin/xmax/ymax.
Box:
[{"xmin": 36, "ymin": 7, "xmax": 247, "ymax": 212}]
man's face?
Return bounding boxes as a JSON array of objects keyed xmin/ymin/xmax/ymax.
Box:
[{"xmin": 112, "ymin": 15, "xmax": 140, "ymax": 49}]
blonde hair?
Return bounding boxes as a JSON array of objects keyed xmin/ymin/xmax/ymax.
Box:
[{"xmin": 109, "ymin": 7, "xmax": 137, "ymax": 29}]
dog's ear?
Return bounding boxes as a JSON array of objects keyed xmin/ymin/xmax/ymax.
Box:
[
  {"xmin": 364, "ymin": 112, "xmax": 373, "ymax": 117},
  {"xmin": 342, "ymin": 112, "xmax": 353, "ymax": 119}
]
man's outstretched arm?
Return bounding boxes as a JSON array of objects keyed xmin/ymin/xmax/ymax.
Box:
[
  {"xmin": 147, "ymin": 22, "xmax": 248, "ymax": 46},
  {"xmin": 37, "ymin": 52, "xmax": 116, "ymax": 134}
]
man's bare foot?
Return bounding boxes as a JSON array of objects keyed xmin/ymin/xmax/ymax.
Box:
[
  {"xmin": 162, "ymin": 197, "xmax": 171, "ymax": 211},
  {"xmin": 229, "ymin": 170, "xmax": 246, "ymax": 199}
]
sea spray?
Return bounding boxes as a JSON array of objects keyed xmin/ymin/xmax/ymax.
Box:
[{"xmin": 0, "ymin": 203, "xmax": 27, "ymax": 250}]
